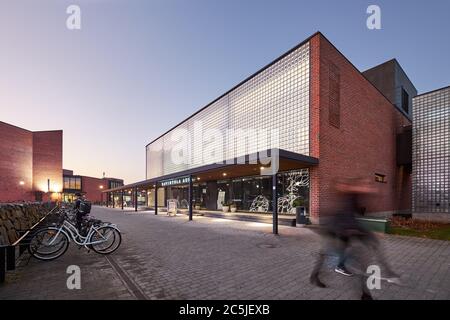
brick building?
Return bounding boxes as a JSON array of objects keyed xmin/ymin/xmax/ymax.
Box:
[
  {"xmin": 104, "ymin": 32, "xmax": 413, "ymax": 231},
  {"xmin": 0, "ymin": 121, "xmax": 63, "ymax": 202},
  {"xmin": 62, "ymin": 169, "xmax": 123, "ymax": 204}
]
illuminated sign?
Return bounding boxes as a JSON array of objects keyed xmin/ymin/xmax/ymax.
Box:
[{"xmin": 160, "ymin": 176, "xmax": 190, "ymax": 187}]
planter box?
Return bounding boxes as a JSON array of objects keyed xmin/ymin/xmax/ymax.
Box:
[{"xmin": 356, "ymin": 217, "xmax": 390, "ymax": 233}]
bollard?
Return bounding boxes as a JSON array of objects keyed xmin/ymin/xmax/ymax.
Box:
[
  {"xmin": 6, "ymin": 246, "xmax": 15, "ymax": 271},
  {"xmin": 0, "ymin": 247, "xmax": 5, "ymax": 283}
]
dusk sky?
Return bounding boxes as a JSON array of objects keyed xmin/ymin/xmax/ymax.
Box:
[{"xmin": 1, "ymin": 0, "xmax": 449, "ymax": 184}]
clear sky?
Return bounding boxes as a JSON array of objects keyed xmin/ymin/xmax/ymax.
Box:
[{"xmin": 1, "ymin": 0, "xmax": 449, "ymax": 184}]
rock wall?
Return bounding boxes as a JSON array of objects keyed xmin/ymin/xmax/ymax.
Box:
[{"xmin": 0, "ymin": 203, "xmax": 53, "ymax": 246}]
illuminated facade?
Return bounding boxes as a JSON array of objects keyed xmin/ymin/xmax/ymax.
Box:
[
  {"xmin": 105, "ymin": 32, "xmax": 413, "ymax": 230},
  {"xmin": 146, "ymin": 42, "xmax": 310, "ymax": 179},
  {"xmin": 413, "ymin": 86, "xmax": 450, "ymax": 219},
  {"xmin": 0, "ymin": 121, "xmax": 63, "ymax": 202}
]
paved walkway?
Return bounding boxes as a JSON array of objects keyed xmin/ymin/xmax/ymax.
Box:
[{"xmin": 1, "ymin": 206, "xmax": 449, "ymax": 300}]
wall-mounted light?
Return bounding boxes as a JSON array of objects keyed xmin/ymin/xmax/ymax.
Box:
[
  {"xmin": 99, "ymin": 185, "xmax": 104, "ymax": 189},
  {"xmin": 19, "ymin": 181, "xmax": 25, "ymax": 185},
  {"xmin": 222, "ymin": 173, "xmax": 227, "ymax": 177}
]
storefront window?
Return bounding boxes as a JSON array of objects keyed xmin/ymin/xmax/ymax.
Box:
[
  {"xmin": 231, "ymin": 176, "xmax": 271, "ymax": 212},
  {"xmin": 277, "ymin": 169, "xmax": 310, "ymax": 215},
  {"xmin": 166, "ymin": 186, "xmax": 189, "ymax": 209}
]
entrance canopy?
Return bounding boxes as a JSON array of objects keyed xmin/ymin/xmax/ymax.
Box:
[{"xmin": 102, "ymin": 148, "xmax": 318, "ymax": 193}]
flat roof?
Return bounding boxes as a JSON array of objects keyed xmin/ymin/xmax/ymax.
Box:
[
  {"xmin": 103, "ymin": 148, "xmax": 318, "ymax": 193},
  {"xmin": 414, "ymin": 85, "xmax": 450, "ymax": 98}
]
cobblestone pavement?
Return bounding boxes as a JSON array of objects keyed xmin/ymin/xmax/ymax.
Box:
[{"xmin": 1, "ymin": 206, "xmax": 449, "ymax": 300}]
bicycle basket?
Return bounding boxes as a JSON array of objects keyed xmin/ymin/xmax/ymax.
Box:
[{"xmin": 79, "ymin": 201, "xmax": 92, "ymax": 214}]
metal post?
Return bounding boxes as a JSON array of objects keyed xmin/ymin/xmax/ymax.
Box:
[
  {"xmin": 154, "ymin": 185, "xmax": 158, "ymax": 215},
  {"xmin": 19, "ymin": 243, "xmax": 27, "ymax": 255},
  {"xmin": 0, "ymin": 247, "xmax": 5, "ymax": 283},
  {"xmin": 188, "ymin": 175, "xmax": 193, "ymax": 221},
  {"xmin": 112, "ymin": 193, "xmax": 115, "ymax": 208},
  {"xmin": 6, "ymin": 246, "xmax": 15, "ymax": 271},
  {"xmin": 272, "ymin": 173, "xmax": 278, "ymax": 235},
  {"xmin": 134, "ymin": 188, "xmax": 138, "ymax": 212},
  {"xmin": 121, "ymin": 190, "xmax": 124, "ymax": 210}
]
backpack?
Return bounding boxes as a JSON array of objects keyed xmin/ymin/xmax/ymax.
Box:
[{"xmin": 79, "ymin": 200, "xmax": 92, "ymax": 214}]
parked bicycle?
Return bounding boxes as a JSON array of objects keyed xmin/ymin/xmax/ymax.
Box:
[{"xmin": 28, "ymin": 206, "xmax": 121, "ymax": 261}]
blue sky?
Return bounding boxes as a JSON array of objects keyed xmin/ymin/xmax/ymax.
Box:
[{"xmin": 1, "ymin": 0, "xmax": 449, "ymax": 183}]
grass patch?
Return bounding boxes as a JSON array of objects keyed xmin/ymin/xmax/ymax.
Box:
[{"xmin": 388, "ymin": 217, "xmax": 450, "ymax": 241}]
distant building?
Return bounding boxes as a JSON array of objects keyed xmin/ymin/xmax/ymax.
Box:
[
  {"xmin": 0, "ymin": 120, "xmax": 124, "ymax": 204},
  {"xmin": 0, "ymin": 121, "xmax": 63, "ymax": 202},
  {"xmin": 62, "ymin": 169, "xmax": 124, "ymax": 203},
  {"xmin": 412, "ymin": 86, "xmax": 450, "ymax": 221}
]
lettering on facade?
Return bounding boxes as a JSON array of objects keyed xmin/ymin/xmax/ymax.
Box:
[{"xmin": 160, "ymin": 176, "xmax": 190, "ymax": 187}]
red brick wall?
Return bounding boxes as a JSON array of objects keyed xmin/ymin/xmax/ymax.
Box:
[
  {"xmin": 32, "ymin": 131, "xmax": 63, "ymax": 201},
  {"xmin": 81, "ymin": 176, "xmax": 105, "ymax": 203},
  {"xmin": 0, "ymin": 122, "xmax": 34, "ymax": 202},
  {"xmin": 309, "ymin": 34, "xmax": 411, "ymax": 223}
]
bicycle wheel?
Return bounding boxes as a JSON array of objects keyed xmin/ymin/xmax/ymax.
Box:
[
  {"xmin": 28, "ymin": 227, "xmax": 70, "ymax": 261},
  {"xmin": 28, "ymin": 227, "xmax": 67, "ymax": 256},
  {"xmin": 89, "ymin": 226, "xmax": 121, "ymax": 254}
]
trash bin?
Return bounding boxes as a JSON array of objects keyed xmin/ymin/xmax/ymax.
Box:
[{"xmin": 296, "ymin": 206, "xmax": 308, "ymax": 226}]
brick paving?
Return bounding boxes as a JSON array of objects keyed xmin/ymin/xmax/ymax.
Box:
[{"xmin": 0, "ymin": 206, "xmax": 449, "ymax": 300}]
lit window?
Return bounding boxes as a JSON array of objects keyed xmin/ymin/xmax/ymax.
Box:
[{"xmin": 375, "ymin": 173, "xmax": 387, "ymax": 183}]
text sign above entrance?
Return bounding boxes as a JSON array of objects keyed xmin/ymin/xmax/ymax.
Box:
[{"xmin": 160, "ymin": 176, "xmax": 190, "ymax": 187}]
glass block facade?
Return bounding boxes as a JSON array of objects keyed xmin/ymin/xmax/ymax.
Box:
[
  {"xmin": 146, "ymin": 42, "xmax": 310, "ymax": 179},
  {"xmin": 412, "ymin": 87, "xmax": 450, "ymax": 214}
]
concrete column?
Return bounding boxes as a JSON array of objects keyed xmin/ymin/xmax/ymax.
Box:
[{"xmin": 121, "ymin": 190, "xmax": 124, "ymax": 210}]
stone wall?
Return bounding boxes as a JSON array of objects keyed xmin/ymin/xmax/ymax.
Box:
[{"xmin": 0, "ymin": 203, "xmax": 52, "ymax": 246}]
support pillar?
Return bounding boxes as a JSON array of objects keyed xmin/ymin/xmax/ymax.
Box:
[
  {"xmin": 188, "ymin": 176, "xmax": 193, "ymax": 221},
  {"xmin": 134, "ymin": 188, "xmax": 138, "ymax": 212},
  {"xmin": 121, "ymin": 190, "xmax": 124, "ymax": 210},
  {"xmin": 154, "ymin": 185, "xmax": 158, "ymax": 215},
  {"xmin": 112, "ymin": 193, "xmax": 115, "ymax": 208},
  {"xmin": 272, "ymin": 173, "xmax": 278, "ymax": 235}
]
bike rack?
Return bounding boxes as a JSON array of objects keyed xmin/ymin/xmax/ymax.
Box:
[{"xmin": 0, "ymin": 205, "xmax": 57, "ymax": 283}]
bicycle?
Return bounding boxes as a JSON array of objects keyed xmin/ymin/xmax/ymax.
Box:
[{"xmin": 28, "ymin": 211, "xmax": 121, "ymax": 261}]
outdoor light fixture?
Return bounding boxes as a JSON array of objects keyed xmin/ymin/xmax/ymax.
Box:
[
  {"xmin": 222, "ymin": 173, "xmax": 227, "ymax": 176},
  {"xmin": 19, "ymin": 181, "xmax": 25, "ymax": 185},
  {"xmin": 99, "ymin": 185, "xmax": 104, "ymax": 189},
  {"xmin": 260, "ymin": 166, "xmax": 265, "ymax": 170}
]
